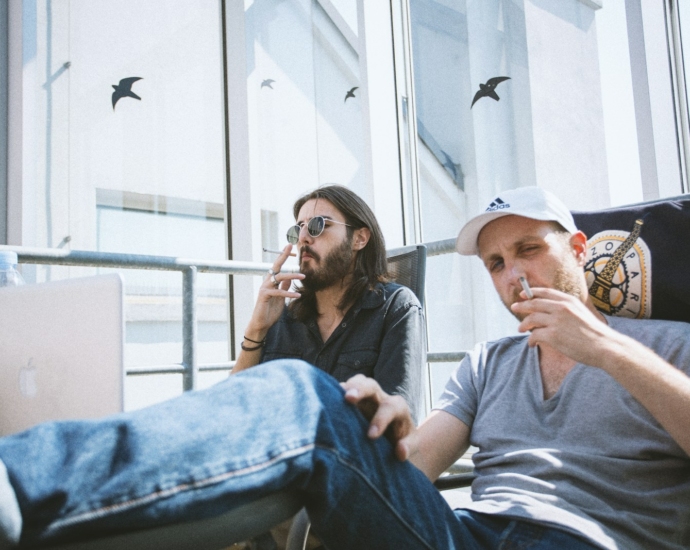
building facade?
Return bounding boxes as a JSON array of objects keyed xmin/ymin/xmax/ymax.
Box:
[{"xmin": 1, "ymin": 0, "xmax": 689, "ymax": 410}]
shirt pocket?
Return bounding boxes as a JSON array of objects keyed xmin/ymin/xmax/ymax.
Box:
[{"xmin": 334, "ymin": 349, "xmax": 379, "ymax": 379}]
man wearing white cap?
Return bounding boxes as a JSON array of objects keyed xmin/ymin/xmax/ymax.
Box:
[
  {"xmin": 1, "ymin": 187, "xmax": 688, "ymax": 549},
  {"xmin": 424, "ymin": 186, "xmax": 690, "ymax": 548}
]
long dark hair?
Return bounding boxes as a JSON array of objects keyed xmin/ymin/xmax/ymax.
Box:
[{"xmin": 289, "ymin": 185, "xmax": 389, "ymax": 321}]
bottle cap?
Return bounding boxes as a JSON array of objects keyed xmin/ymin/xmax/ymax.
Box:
[{"xmin": 0, "ymin": 251, "xmax": 19, "ymax": 267}]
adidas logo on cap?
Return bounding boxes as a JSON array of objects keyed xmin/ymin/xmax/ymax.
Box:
[{"xmin": 485, "ymin": 197, "xmax": 511, "ymax": 212}]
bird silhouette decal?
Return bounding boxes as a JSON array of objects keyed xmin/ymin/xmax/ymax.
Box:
[
  {"xmin": 471, "ymin": 76, "xmax": 510, "ymax": 108},
  {"xmin": 112, "ymin": 77, "xmax": 143, "ymax": 110},
  {"xmin": 344, "ymin": 87, "xmax": 358, "ymax": 102},
  {"xmin": 261, "ymin": 79, "xmax": 275, "ymax": 89}
]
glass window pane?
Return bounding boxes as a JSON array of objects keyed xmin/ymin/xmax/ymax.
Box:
[
  {"xmin": 244, "ymin": 0, "xmax": 366, "ymax": 251},
  {"xmin": 595, "ymin": 1, "xmax": 643, "ymax": 205},
  {"xmin": 21, "ymin": 0, "xmax": 228, "ymax": 409},
  {"xmin": 409, "ymin": 0, "xmax": 526, "ymax": 350}
]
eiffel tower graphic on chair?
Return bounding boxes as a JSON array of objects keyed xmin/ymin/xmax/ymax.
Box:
[{"xmin": 588, "ymin": 219, "xmax": 644, "ymax": 313}]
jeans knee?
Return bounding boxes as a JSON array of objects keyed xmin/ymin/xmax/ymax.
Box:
[
  {"xmin": 259, "ymin": 358, "xmax": 328, "ymax": 384},
  {"xmin": 256, "ymin": 359, "xmax": 344, "ymax": 407}
]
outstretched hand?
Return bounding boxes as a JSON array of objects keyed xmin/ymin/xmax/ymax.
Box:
[
  {"xmin": 341, "ymin": 375, "xmax": 416, "ymax": 461},
  {"xmin": 510, "ymin": 287, "xmax": 616, "ymax": 368}
]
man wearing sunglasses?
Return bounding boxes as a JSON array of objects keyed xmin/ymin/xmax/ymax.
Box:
[
  {"xmin": 2, "ymin": 187, "xmax": 688, "ymax": 550},
  {"xmin": 232, "ymin": 185, "xmax": 424, "ymax": 418}
]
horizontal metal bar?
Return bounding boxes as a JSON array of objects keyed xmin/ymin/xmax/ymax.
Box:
[
  {"xmin": 126, "ymin": 365, "xmax": 186, "ymax": 375},
  {"xmin": 427, "ymin": 351, "xmax": 467, "ymax": 363},
  {"xmin": 198, "ymin": 362, "xmax": 236, "ymax": 372},
  {"xmin": 0, "ymin": 245, "xmax": 298, "ymax": 275},
  {"xmin": 126, "ymin": 362, "xmax": 236, "ymax": 376},
  {"xmin": 424, "ymin": 238, "xmax": 456, "ymax": 257},
  {"xmin": 433, "ymin": 472, "xmax": 476, "ymax": 490},
  {"xmin": 445, "ymin": 458, "xmax": 475, "ymax": 474}
]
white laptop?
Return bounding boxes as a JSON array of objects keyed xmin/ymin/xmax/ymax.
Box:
[{"xmin": 0, "ymin": 274, "xmax": 125, "ymax": 436}]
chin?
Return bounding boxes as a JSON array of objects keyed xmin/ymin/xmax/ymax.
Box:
[{"xmin": 503, "ymin": 298, "xmax": 525, "ymax": 322}]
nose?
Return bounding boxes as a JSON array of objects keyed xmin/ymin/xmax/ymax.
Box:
[
  {"xmin": 298, "ymin": 223, "xmax": 313, "ymax": 246},
  {"xmin": 508, "ymin": 264, "xmax": 527, "ymax": 288}
]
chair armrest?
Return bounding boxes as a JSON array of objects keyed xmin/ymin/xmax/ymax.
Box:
[{"xmin": 433, "ymin": 472, "xmax": 476, "ymax": 491}]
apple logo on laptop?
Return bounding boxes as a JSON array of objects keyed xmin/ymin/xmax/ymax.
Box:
[{"xmin": 19, "ymin": 359, "xmax": 38, "ymax": 398}]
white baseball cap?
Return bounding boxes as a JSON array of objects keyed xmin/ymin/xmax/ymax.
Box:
[{"xmin": 455, "ymin": 187, "xmax": 578, "ymax": 255}]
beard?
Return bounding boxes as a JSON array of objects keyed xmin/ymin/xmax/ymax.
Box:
[
  {"xmin": 300, "ymin": 237, "xmax": 354, "ymax": 292},
  {"xmin": 504, "ymin": 264, "xmax": 584, "ymax": 322}
]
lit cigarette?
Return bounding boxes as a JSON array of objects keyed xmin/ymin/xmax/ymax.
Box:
[
  {"xmin": 519, "ymin": 277, "xmax": 533, "ymax": 299},
  {"xmin": 263, "ymin": 248, "xmax": 297, "ymax": 257}
]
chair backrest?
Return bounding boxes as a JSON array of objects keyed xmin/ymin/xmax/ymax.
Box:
[
  {"xmin": 386, "ymin": 244, "xmax": 427, "ymax": 308},
  {"xmin": 572, "ymin": 195, "xmax": 690, "ymax": 323}
]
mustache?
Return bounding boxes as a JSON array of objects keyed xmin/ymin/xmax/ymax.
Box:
[{"xmin": 300, "ymin": 246, "xmax": 320, "ymax": 262}]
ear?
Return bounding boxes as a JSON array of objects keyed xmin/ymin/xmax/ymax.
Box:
[
  {"xmin": 570, "ymin": 231, "xmax": 588, "ymax": 266},
  {"xmin": 351, "ymin": 227, "xmax": 371, "ymax": 251}
]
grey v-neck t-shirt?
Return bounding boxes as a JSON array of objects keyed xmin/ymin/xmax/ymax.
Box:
[{"xmin": 436, "ymin": 316, "xmax": 690, "ymax": 550}]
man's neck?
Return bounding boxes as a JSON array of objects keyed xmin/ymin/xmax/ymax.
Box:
[
  {"xmin": 314, "ymin": 281, "xmax": 350, "ymax": 319},
  {"xmin": 312, "ymin": 285, "xmax": 345, "ymax": 342}
]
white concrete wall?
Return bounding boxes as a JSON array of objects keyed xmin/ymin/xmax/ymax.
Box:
[{"xmin": 524, "ymin": 0, "xmax": 610, "ymax": 211}]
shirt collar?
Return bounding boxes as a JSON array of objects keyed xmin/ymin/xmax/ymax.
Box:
[
  {"xmin": 358, "ymin": 282, "xmax": 387, "ymax": 310},
  {"xmin": 287, "ymin": 282, "xmax": 388, "ymax": 324}
]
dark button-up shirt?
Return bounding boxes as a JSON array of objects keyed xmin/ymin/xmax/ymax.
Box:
[{"xmin": 261, "ymin": 282, "xmax": 424, "ymax": 419}]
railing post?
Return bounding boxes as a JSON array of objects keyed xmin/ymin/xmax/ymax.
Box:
[{"xmin": 182, "ymin": 266, "xmax": 198, "ymax": 391}]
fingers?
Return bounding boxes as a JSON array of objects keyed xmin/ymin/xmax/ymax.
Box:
[
  {"xmin": 265, "ymin": 245, "xmax": 304, "ymax": 291},
  {"xmin": 341, "ymin": 375, "xmax": 414, "ymax": 446},
  {"xmin": 395, "ymin": 432, "xmax": 416, "ymax": 462},
  {"xmin": 511, "ymin": 287, "xmax": 576, "ymax": 321},
  {"xmin": 263, "ymin": 287, "xmax": 302, "ymax": 300},
  {"xmin": 263, "ymin": 271, "xmax": 304, "ymax": 291},
  {"xmin": 370, "ymin": 394, "xmax": 413, "ymax": 439},
  {"xmin": 271, "ymin": 245, "xmax": 293, "ymax": 273},
  {"xmin": 341, "ymin": 374, "xmax": 389, "ymax": 405},
  {"xmin": 510, "ymin": 287, "xmax": 613, "ymax": 364},
  {"xmin": 342, "ymin": 375, "xmax": 381, "ymax": 410}
]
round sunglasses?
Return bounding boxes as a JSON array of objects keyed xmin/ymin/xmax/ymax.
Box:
[{"xmin": 286, "ymin": 216, "xmax": 352, "ymax": 245}]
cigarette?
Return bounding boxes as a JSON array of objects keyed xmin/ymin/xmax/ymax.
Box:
[
  {"xmin": 519, "ymin": 277, "xmax": 533, "ymax": 299},
  {"xmin": 263, "ymin": 248, "xmax": 296, "ymax": 257}
]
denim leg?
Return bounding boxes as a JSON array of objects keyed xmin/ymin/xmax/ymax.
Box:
[
  {"xmin": 450, "ymin": 511, "xmax": 601, "ymax": 550},
  {"xmin": 0, "ymin": 360, "xmax": 463, "ymax": 548}
]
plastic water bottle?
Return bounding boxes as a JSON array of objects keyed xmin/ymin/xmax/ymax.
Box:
[{"xmin": 0, "ymin": 251, "xmax": 25, "ymax": 287}]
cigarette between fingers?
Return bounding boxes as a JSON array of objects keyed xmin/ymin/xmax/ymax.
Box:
[{"xmin": 519, "ymin": 277, "xmax": 534, "ymax": 299}]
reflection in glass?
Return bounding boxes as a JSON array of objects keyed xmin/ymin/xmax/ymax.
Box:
[
  {"xmin": 407, "ymin": 0, "xmax": 529, "ymax": 350},
  {"xmin": 244, "ymin": 0, "xmax": 365, "ymax": 263},
  {"xmin": 22, "ymin": 0, "xmax": 228, "ymax": 409}
]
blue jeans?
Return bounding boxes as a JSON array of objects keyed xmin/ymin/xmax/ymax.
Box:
[{"xmin": 0, "ymin": 360, "xmax": 599, "ymax": 549}]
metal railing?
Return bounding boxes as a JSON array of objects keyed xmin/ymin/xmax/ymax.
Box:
[
  {"xmin": 0, "ymin": 241, "xmax": 468, "ymax": 391},
  {"xmin": 0, "ymin": 244, "xmax": 301, "ymax": 391},
  {"xmin": 421, "ymin": 237, "xmax": 468, "ymax": 364}
]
